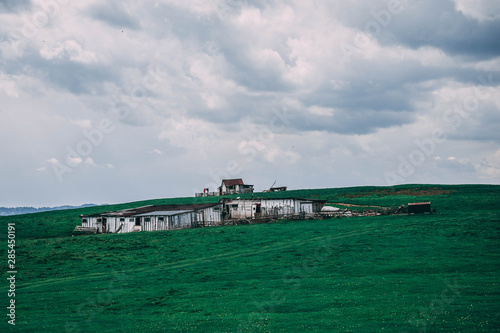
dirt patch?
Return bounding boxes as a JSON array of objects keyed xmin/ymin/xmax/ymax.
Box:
[
  {"xmin": 338, "ymin": 187, "xmax": 453, "ymax": 198},
  {"xmin": 328, "ymin": 203, "xmax": 386, "ymax": 209}
]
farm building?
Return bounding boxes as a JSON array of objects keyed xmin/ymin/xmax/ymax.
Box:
[
  {"xmin": 195, "ymin": 178, "xmax": 254, "ymax": 197},
  {"xmin": 223, "ymin": 197, "xmax": 326, "ymax": 219},
  {"xmin": 218, "ymin": 179, "xmax": 254, "ymax": 195},
  {"xmin": 79, "ymin": 203, "xmax": 223, "ymax": 234},
  {"xmin": 408, "ymin": 202, "xmax": 432, "ymax": 214},
  {"xmin": 76, "ymin": 197, "xmax": 326, "ymax": 234},
  {"xmin": 269, "ymin": 186, "xmax": 287, "ymax": 192}
]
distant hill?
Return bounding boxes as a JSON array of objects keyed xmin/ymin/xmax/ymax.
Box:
[{"xmin": 0, "ymin": 203, "xmax": 100, "ymax": 216}]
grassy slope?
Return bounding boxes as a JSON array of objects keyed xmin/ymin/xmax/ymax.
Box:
[{"xmin": 1, "ymin": 184, "xmax": 499, "ymax": 332}]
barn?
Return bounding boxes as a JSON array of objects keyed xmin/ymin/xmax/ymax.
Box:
[
  {"xmin": 79, "ymin": 203, "xmax": 223, "ymax": 234},
  {"xmin": 77, "ymin": 197, "xmax": 326, "ymax": 234},
  {"xmin": 224, "ymin": 198, "xmax": 326, "ymax": 219}
]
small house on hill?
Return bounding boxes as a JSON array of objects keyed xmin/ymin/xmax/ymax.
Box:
[{"xmin": 218, "ymin": 178, "xmax": 254, "ymax": 195}]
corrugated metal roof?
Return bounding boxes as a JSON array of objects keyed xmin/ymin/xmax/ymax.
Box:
[
  {"xmin": 134, "ymin": 210, "xmax": 194, "ymax": 216},
  {"xmin": 82, "ymin": 203, "xmax": 220, "ymax": 217}
]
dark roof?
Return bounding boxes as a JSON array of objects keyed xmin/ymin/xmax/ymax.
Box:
[
  {"xmin": 408, "ymin": 202, "xmax": 431, "ymax": 206},
  {"xmin": 222, "ymin": 178, "xmax": 244, "ymax": 186},
  {"xmin": 81, "ymin": 203, "xmax": 220, "ymax": 218}
]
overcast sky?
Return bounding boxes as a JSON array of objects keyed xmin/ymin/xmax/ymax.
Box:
[{"xmin": 1, "ymin": 0, "xmax": 499, "ymax": 207}]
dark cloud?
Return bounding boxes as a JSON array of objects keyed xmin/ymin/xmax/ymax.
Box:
[
  {"xmin": 389, "ymin": 1, "xmax": 500, "ymax": 60},
  {"xmin": 344, "ymin": 0, "xmax": 500, "ymax": 60},
  {"xmin": 87, "ymin": 1, "xmax": 140, "ymax": 30},
  {"xmin": 40, "ymin": 61, "xmax": 116, "ymax": 95},
  {"xmin": 0, "ymin": 0, "xmax": 31, "ymax": 13},
  {"xmin": 292, "ymin": 108, "xmax": 414, "ymax": 135},
  {"xmin": 1, "ymin": 48, "xmax": 119, "ymax": 95}
]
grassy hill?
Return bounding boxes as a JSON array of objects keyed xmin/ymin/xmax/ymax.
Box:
[{"xmin": 1, "ymin": 184, "xmax": 499, "ymax": 332}]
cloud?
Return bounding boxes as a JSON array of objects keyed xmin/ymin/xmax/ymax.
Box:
[
  {"xmin": 84, "ymin": 157, "xmax": 96, "ymax": 167},
  {"xmin": 0, "ymin": 0, "xmax": 31, "ymax": 13},
  {"xmin": 67, "ymin": 118, "xmax": 92, "ymax": 129},
  {"xmin": 436, "ymin": 156, "xmax": 475, "ymax": 173},
  {"xmin": 0, "ymin": 72, "xmax": 19, "ymax": 97},
  {"xmin": 40, "ymin": 40, "xmax": 97, "ymax": 64},
  {"xmin": 1, "ymin": 0, "xmax": 499, "ymax": 206},
  {"xmin": 68, "ymin": 157, "xmax": 83, "ymax": 166},
  {"xmin": 382, "ymin": 0, "xmax": 500, "ymax": 60},
  {"xmin": 477, "ymin": 148, "xmax": 500, "ymax": 177},
  {"xmin": 454, "ymin": 0, "xmax": 500, "ymax": 21},
  {"xmin": 86, "ymin": 1, "xmax": 140, "ymax": 30},
  {"xmin": 152, "ymin": 149, "xmax": 162, "ymax": 155}
]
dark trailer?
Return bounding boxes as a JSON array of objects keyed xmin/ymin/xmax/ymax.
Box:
[{"xmin": 408, "ymin": 202, "xmax": 432, "ymax": 215}]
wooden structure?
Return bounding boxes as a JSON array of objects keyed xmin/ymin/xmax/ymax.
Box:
[
  {"xmin": 223, "ymin": 198, "xmax": 326, "ymax": 219},
  {"xmin": 269, "ymin": 186, "xmax": 287, "ymax": 192},
  {"xmin": 76, "ymin": 197, "xmax": 326, "ymax": 235},
  {"xmin": 263, "ymin": 180, "xmax": 287, "ymax": 193},
  {"xmin": 73, "ymin": 226, "xmax": 98, "ymax": 234},
  {"xmin": 79, "ymin": 203, "xmax": 223, "ymax": 234},
  {"xmin": 408, "ymin": 202, "xmax": 432, "ymax": 214},
  {"xmin": 218, "ymin": 179, "xmax": 254, "ymax": 195}
]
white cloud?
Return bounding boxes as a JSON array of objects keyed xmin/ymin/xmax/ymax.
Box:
[
  {"xmin": 0, "ymin": 73, "xmax": 19, "ymax": 97},
  {"xmin": 477, "ymin": 148, "xmax": 500, "ymax": 178},
  {"xmin": 454, "ymin": 0, "xmax": 500, "ymax": 21},
  {"xmin": 68, "ymin": 157, "xmax": 83, "ymax": 165},
  {"xmin": 67, "ymin": 118, "xmax": 92, "ymax": 129},
  {"xmin": 40, "ymin": 40, "xmax": 97, "ymax": 64},
  {"xmin": 308, "ymin": 106, "xmax": 335, "ymax": 117},
  {"xmin": 84, "ymin": 157, "xmax": 96, "ymax": 167}
]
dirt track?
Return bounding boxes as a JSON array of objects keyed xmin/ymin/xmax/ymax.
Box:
[
  {"xmin": 338, "ymin": 187, "xmax": 452, "ymax": 198},
  {"xmin": 328, "ymin": 203, "xmax": 386, "ymax": 209}
]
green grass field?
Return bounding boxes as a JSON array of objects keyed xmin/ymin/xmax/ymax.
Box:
[{"xmin": 1, "ymin": 184, "xmax": 499, "ymax": 332}]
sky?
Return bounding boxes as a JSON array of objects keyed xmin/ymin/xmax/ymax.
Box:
[{"xmin": 0, "ymin": 0, "xmax": 499, "ymax": 207}]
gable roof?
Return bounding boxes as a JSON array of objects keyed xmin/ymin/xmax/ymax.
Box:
[{"xmin": 221, "ymin": 178, "xmax": 244, "ymax": 186}]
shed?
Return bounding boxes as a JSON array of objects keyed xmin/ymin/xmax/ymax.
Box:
[
  {"xmin": 79, "ymin": 203, "xmax": 223, "ymax": 234},
  {"xmin": 408, "ymin": 202, "xmax": 432, "ymax": 214},
  {"xmin": 223, "ymin": 197, "xmax": 326, "ymax": 219},
  {"xmin": 269, "ymin": 186, "xmax": 287, "ymax": 192}
]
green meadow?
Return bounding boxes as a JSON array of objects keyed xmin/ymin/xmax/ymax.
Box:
[{"xmin": 1, "ymin": 184, "xmax": 499, "ymax": 332}]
